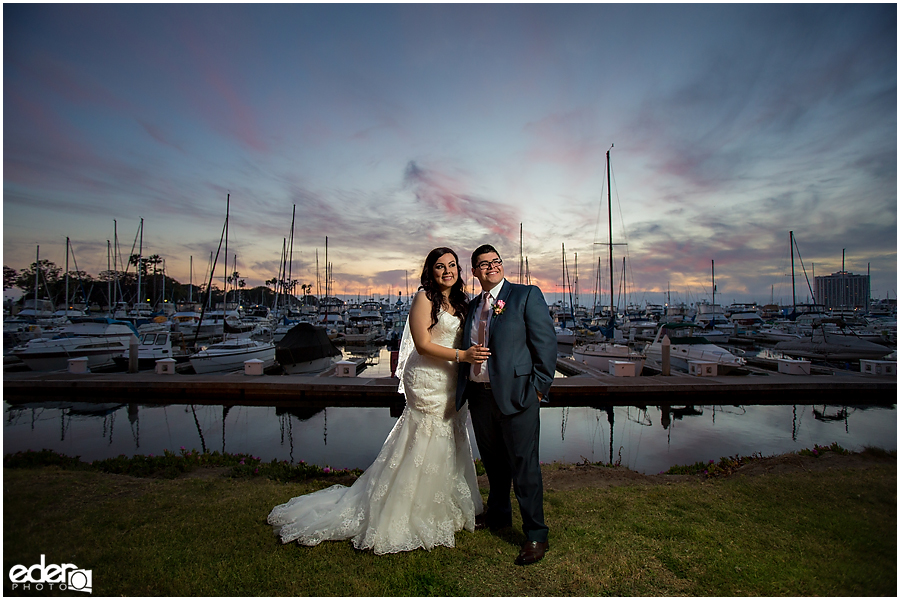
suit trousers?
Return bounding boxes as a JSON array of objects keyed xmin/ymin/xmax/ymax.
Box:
[{"xmin": 468, "ymin": 383, "xmax": 548, "ymax": 543}]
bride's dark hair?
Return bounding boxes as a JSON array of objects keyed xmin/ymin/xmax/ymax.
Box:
[{"xmin": 419, "ymin": 247, "xmax": 468, "ymax": 330}]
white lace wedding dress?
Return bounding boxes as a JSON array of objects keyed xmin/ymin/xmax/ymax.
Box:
[{"xmin": 267, "ymin": 310, "xmax": 483, "ymax": 554}]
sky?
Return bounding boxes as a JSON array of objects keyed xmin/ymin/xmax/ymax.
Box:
[{"xmin": 3, "ymin": 3, "xmax": 897, "ymax": 309}]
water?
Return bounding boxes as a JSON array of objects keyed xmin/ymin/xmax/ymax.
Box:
[
  {"xmin": 4, "ymin": 401, "xmax": 894, "ymax": 475},
  {"xmin": 4, "ymin": 347, "xmax": 895, "ymax": 474}
]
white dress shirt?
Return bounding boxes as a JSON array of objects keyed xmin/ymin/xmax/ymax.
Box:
[{"xmin": 469, "ymin": 278, "xmax": 505, "ymax": 382}]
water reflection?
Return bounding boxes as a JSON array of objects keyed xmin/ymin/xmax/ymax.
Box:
[{"xmin": 4, "ymin": 399, "xmax": 895, "ymax": 475}]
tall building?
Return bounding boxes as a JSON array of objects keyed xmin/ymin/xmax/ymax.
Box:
[{"xmin": 814, "ymin": 271, "xmax": 869, "ymax": 311}]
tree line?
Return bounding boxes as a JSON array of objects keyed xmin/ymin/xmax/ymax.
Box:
[{"xmin": 3, "ymin": 259, "xmax": 316, "ymax": 311}]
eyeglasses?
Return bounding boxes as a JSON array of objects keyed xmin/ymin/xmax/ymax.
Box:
[{"xmin": 476, "ymin": 258, "xmax": 503, "ymax": 271}]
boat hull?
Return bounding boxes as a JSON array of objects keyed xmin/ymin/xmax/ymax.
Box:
[
  {"xmin": 12, "ymin": 319, "xmax": 139, "ymax": 371},
  {"xmin": 15, "ymin": 342, "xmax": 132, "ymax": 371},
  {"xmin": 773, "ymin": 336, "xmax": 893, "ymax": 362},
  {"xmin": 645, "ymin": 342, "xmax": 745, "ymax": 375},
  {"xmin": 189, "ymin": 343, "xmax": 276, "ymax": 374},
  {"xmin": 281, "ymin": 356, "xmax": 337, "ymax": 375},
  {"xmin": 573, "ymin": 344, "xmax": 645, "ymax": 375}
]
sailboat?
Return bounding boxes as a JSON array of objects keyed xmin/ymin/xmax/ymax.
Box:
[
  {"xmin": 693, "ymin": 260, "xmax": 732, "ymax": 340},
  {"xmin": 573, "ymin": 146, "xmax": 646, "ymax": 375},
  {"xmin": 189, "ymin": 195, "xmax": 275, "ymax": 374},
  {"xmin": 555, "ymin": 245, "xmax": 576, "ymax": 345}
]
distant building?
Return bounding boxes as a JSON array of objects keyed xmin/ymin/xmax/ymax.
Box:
[{"xmin": 814, "ymin": 271, "xmax": 869, "ymax": 311}]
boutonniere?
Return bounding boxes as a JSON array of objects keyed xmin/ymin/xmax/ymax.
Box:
[{"xmin": 492, "ymin": 300, "xmax": 506, "ymax": 316}]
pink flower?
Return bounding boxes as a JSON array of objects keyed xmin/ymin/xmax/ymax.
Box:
[
  {"xmin": 492, "ymin": 300, "xmax": 506, "ymax": 316},
  {"xmin": 323, "ymin": 467, "xmax": 331, "ymax": 474}
]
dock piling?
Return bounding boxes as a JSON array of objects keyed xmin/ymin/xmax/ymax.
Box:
[
  {"xmin": 128, "ymin": 340, "xmax": 139, "ymax": 373},
  {"xmin": 661, "ymin": 334, "xmax": 671, "ymax": 376}
]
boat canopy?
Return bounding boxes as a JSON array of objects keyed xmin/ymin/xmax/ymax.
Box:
[
  {"xmin": 275, "ymin": 323, "xmax": 341, "ymax": 364},
  {"xmin": 70, "ymin": 316, "xmax": 140, "ymax": 336}
]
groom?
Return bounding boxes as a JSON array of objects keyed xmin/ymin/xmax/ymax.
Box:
[{"xmin": 456, "ymin": 244, "xmax": 557, "ymax": 566}]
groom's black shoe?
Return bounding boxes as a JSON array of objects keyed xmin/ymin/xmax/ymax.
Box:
[
  {"xmin": 515, "ymin": 541, "xmax": 549, "ymax": 565},
  {"xmin": 474, "ymin": 513, "xmax": 512, "ymax": 531}
]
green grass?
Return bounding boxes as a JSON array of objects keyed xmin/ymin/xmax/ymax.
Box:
[{"xmin": 3, "ymin": 453, "xmax": 896, "ymax": 596}]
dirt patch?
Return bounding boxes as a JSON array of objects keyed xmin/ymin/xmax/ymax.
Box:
[{"xmin": 178, "ymin": 466, "xmax": 232, "ymax": 479}]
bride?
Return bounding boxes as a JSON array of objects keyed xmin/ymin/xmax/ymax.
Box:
[{"xmin": 268, "ymin": 247, "xmax": 489, "ymax": 554}]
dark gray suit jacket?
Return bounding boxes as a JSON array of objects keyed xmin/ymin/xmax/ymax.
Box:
[{"xmin": 455, "ymin": 281, "xmax": 557, "ymax": 415}]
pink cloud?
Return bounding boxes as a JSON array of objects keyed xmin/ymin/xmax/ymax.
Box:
[
  {"xmin": 403, "ymin": 161, "xmax": 519, "ymax": 238},
  {"xmin": 175, "ymin": 22, "xmax": 268, "ymax": 153},
  {"xmin": 521, "ymin": 109, "xmax": 604, "ymax": 186},
  {"xmin": 138, "ymin": 120, "xmax": 184, "ymax": 152}
]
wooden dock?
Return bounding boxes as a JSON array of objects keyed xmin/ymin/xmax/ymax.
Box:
[{"xmin": 3, "ymin": 357, "xmax": 895, "ymax": 407}]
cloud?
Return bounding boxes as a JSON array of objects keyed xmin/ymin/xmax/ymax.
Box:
[
  {"xmin": 402, "ymin": 161, "xmax": 520, "ymax": 238},
  {"xmin": 138, "ymin": 119, "xmax": 184, "ymax": 152},
  {"xmin": 174, "ymin": 18, "xmax": 270, "ymax": 153}
]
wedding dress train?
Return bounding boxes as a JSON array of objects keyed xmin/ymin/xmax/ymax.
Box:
[{"xmin": 267, "ymin": 310, "xmax": 483, "ymax": 554}]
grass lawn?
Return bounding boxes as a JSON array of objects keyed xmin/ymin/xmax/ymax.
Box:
[{"xmin": 3, "ymin": 452, "xmax": 895, "ymax": 596}]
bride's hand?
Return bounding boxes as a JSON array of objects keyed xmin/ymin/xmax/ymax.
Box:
[{"xmin": 462, "ymin": 344, "xmax": 490, "ymax": 364}]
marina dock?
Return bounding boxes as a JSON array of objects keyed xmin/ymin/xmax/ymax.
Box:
[{"xmin": 4, "ymin": 357, "xmax": 895, "ymax": 407}]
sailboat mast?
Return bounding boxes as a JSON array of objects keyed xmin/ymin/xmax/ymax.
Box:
[
  {"xmin": 138, "ymin": 218, "xmax": 143, "ymax": 306},
  {"xmin": 34, "ymin": 245, "xmax": 39, "ymax": 314},
  {"xmin": 711, "ymin": 259, "xmax": 716, "ymax": 323},
  {"xmin": 107, "ymin": 241, "xmax": 112, "ymax": 315},
  {"xmin": 223, "ymin": 194, "xmax": 229, "ymax": 337},
  {"xmin": 189, "ymin": 256, "xmax": 193, "ymax": 303},
  {"xmin": 561, "ymin": 243, "xmax": 565, "ymax": 311},
  {"xmin": 288, "ymin": 204, "xmax": 296, "ymax": 310},
  {"xmin": 65, "ymin": 237, "xmax": 70, "ymax": 314},
  {"xmin": 790, "ymin": 231, "xmax": 796, "ymax": 315},
  {"xmin": 324, "ymin": 237, "xmax": 329, "ymax": 322},
  {"xmin": 519, "ymin": 223, "xmax": 524, "ymax": 284},
  {"xmin": 113, "ymin": 220, "xmax": 118, "ymax": 308},
  {"xmin": 574, "ymin": 253, "xmax": 578, "ymax": 311},
  {"xmin": 607, "ymin": 147, "xmax": 614, "ymax": 317},
  {"xmin": 207, "ymin": 253, "xmax": 213, "ymax": 309}
]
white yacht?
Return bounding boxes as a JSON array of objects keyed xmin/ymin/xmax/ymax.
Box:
[
  {"xmin": 573, "ymin": 342, "xmax": 645, "ymax": 375},
  {"xmin": 644, "ymin": 322, "xmax": 746, "ymax": 375},
  {"xmin": 12, "ymin": 317, "xmax": 140, "ymax": 371},
  {"xmin": 113, "ymin": 331, "xmax": 191, "ymax": 370},
  {"xmin": 189, "ymin": 338, "xmax": 275, "ymax": 374}
]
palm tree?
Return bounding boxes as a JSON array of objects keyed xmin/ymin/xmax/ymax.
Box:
[
  {"xmin": 225, "ymin": 271, "xmax": 240, "ymax": 305},
  {"xmin": 147, "ymin": 254, "xmax": 163, "ymax": 304}
]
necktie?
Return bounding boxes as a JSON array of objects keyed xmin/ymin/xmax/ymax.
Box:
[{"xmin": 473, "ymin": 292, "xmax": 491, "ymax": 376}]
